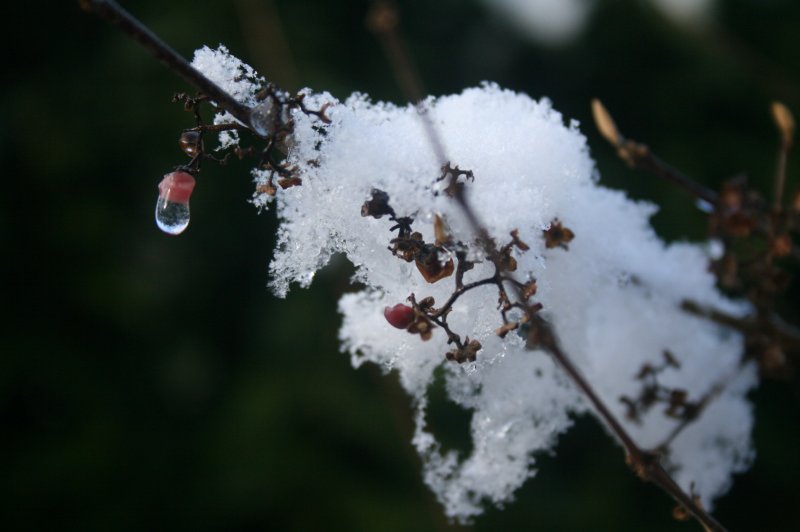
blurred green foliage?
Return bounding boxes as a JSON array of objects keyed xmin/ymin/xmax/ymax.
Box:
[{"xmin": 2, "ymin": 0, "xmax": 800, "ymax": 530}]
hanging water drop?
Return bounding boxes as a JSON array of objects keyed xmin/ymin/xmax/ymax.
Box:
[{"xmin": 155, "ymin": 171, "xmax": 196, "ymax": 235}]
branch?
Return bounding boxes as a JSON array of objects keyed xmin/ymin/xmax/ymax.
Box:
[
  {"xmin": 655, "ymin": 376, "xmax": 728, "ymax": 453},
  {"xmin": 372, "ymin": 6, "xmax": 727, "ymax": 531},
  {"xmin": 528, "ymin": 317, "xmax": 725, "ymax": 532},
  {"xmin": 591, "ymin": 99, "xmax": 719, "ymax": 207},
  {"xmin": 79, "ymin": 0, "xmax": 258, "ymax": 134},
  {"xmin": 681, "ymin": 299, "xmax": 800, "ymax": 354}
]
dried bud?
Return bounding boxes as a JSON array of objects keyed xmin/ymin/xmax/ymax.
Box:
[
  {"xmin": 418, "ymin": 296, "xmax": 435, "ymax": 311},
  {"xmin": 497, "ymin": 252, "xmax": 517, "ymax": 272},
  {"xmin": 415, "ymin": 244, "xmax": 455, "ymax": 283},
  {"xmin": 510, "ymin": 229, "xmax": 530, "ymax": 251},
  {"xmin": 434, "ymin": 214, "xmax": 451, "ymax": 247},
  {"xmin": 361, "ymin": 189, "xmax": 394, "ymax": 218},
  {"xmin": 771, "ymin": 101, "xmax": 795, "ymax": 149},
  {"xmin": 663, "ymin": 350, "xmax": 680, "ymax": 369},
  {"xmin": 723, "ymin": 212, "xmax": 756, "ymax": 237},
  {"xmin": 522, "ymin": 280, "xmax": 538, "ymax": 300},
  {"xmin": 179, "ymin": 130, "xmax": 202, "ymax": 157},
  {"xmin": 665, "ymin": 389, "xmax": 689, "ymax": 418},
  {"xmin": 438, "ymin": 163, "xmax": 474, "ymax": 198},
  {"xmin": 446, "ymin": 338, "xmax": 482, "ymax": 364},
  {"xmin": 636, "ymin": 364, "xmax": 654, "ymax": 380},
  {"xmin": 719, "ymin": 181, "xmax": 744, "ymax": 211},
  {"xmin": 407, "ymin": 315, "xmax": 434, "ymax": 341},
  {"xmin": 543, "ymin": 219, "xmax": 575, "ymax": 249},
  {"xmin": 367, "ymin": 1, "xmax": 398, "ymax": 33},
  {"xmin": 390, "ymin": 231, "xmax": 423, "ymax": 262},
  {"xmin": 620, "ymin": 396, "xmax": 639, "ymax": 422},
  {"xmin": 277, "ymin": 176, "xmax": 302, "ymax": 189},
  {"xmin": 672, "ymin": 504, "xmax": 690, "ymax": 522},
  {"xmin": 495, "ymin": 322, "xmax": 519, "ymax": 338},
  {"xmin": 256, "ymin": 182, "xmax": 278, "ymax": 196},
  {"xmin": 591, "ymin": 99, "xmax": 622, "ymax": 147},
  {"xmin": 760, "ymin": 343, "xmax": 787, "ymax": 375}
]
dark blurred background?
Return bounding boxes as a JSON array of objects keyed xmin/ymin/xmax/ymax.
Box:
[{"xmin": 3, "ymin": 0, "xmax": 800, "ymax": 530}]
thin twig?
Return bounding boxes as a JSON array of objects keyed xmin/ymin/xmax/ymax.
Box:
[
  {"xmin": 771, "ymin": 101, "xmax": 794, "ymax": 209},
  {"xmin": 591, "ymin": 99, "xmax": 719, "ymax": 206},
  {"xmin": 681, "ymin": 299, "xmax": 800, "ymax": 353},
  {"xmin": 79, "ymin": 0, "xmax": 256, "ymax": 132},
  {"xmin": 373, "ymin": 7, "xmax": 727, "ymax": 532},
  {"xmin": 367, "ymin": 0, "xmax": 448, "ymax": 166},
  {"xmin": 655, "ymin": 375, "xmax": 729, "ymax": 453}
]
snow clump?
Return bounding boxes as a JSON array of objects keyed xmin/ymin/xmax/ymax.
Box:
[{"xmin": 195, "ymin": 47, "xmax": 755, "ymax": 522}]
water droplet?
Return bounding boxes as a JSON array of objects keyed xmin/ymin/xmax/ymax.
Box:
[
  {"xmin": 179, "ymin": 130, "xmax": 202, "ymax": 157},
  {"xmin": 155, "ymin": 197, "xmax": 191, "ymax": 235},
  {"xmin": 695, "ymin": 198, "xmax": 714, "ymax": 213},
  {"xmin": 156, "ymin": 171, "xmax": 196, "ymax": 235},
  {"xmin": 249, "ymin": 99, "xmax": 280, "ymax": 137}
]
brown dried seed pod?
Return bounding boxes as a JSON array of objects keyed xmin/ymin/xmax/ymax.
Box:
[
  {"xmin": 361, "ymin": 188, "xmax": 394, "ymax": 218},
  {"xmin": 434, "ymin": 214, "xmax": 451, "ymax": 247},
  {"xmin": 522, "ymin": 280, "xmax": 537, "ymax": 300},
  {"xmin": 256, "ymin": 183, "xmax": 278, "ymax": 196},
  {"xmin": 179, "ymin": 130, "xmax": 202, "ymax": 156},
  {"xmin": 591, "ymin": 98, "xmax": 622, "ymax": 147},
  {"xmin": 495, "ymin": 322, "xmax": 519, "ymax": 338},
  {"xmin": 415, "ymin": 244, "xmax": 454, "ymax": 283},
  {"xmin": 771, "ymin": 101, "xmax": 795, "ymax": 148},
  {"xmin": 277, "ymin": 176, "xmax": 302, "ymax": 189},
  {"xmin": 510, "ymin": 229, "xmax": 530, "ymax": 251},
  {"xmin": 446, "ymin": 338, "xmax": 482, "ymax": 363},
  {"xmin": 543, "ymin": 219, "xmax": 575, "ymax": 249}
]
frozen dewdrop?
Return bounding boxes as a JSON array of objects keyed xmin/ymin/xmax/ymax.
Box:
[
  {"xmin": 249, "ymin": 98, "xmax": 280, "ymax": 137},
  {"xmin": 155, "ymin": 171, "xmax": 196, "ymax": 235}
]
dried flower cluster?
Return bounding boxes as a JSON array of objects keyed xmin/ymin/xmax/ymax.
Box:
[{"xmin": 593, "ymin": 99, "xmax": 800, "ymax": 384}]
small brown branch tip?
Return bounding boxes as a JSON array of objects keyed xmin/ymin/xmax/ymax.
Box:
[
  {"xmin": 592, "ymin": 98, "xmax": 622, "ymax": 147},
  {"xmin": 771, "ymin": 101, "xmax": 795, "ymax": 149},
  {"xmin": 772, "ymin": 101, "xmax": 794, "ymax": 208},
  {"xmin": 595, "ymin": 100, "xmax": 720, "ymax": 206}
]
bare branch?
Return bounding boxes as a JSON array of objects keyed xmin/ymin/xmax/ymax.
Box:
[
  {"xmin": 591, "ymin": 98, "xmax": 719, "ymax": 207},
  {"xmin": 79, "ymin": 0, "xmax": 257, "ymax": 133},
  {"xmin": 375, "ymin": 8, "xmax": 728, "ymax": 532}
]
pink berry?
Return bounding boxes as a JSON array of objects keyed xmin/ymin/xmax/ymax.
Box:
[
  {"xmin": 158, "ymin": 171, "xmax": 196, "ymax": 204},
  {"xmin": 384, "ymin": 304, "xmax": 415, "ymax": 329}
]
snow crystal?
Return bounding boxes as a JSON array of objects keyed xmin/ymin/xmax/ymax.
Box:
[{"xmin": 190, "ymin": 45, "xmax": 265, "ymax": 107}]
